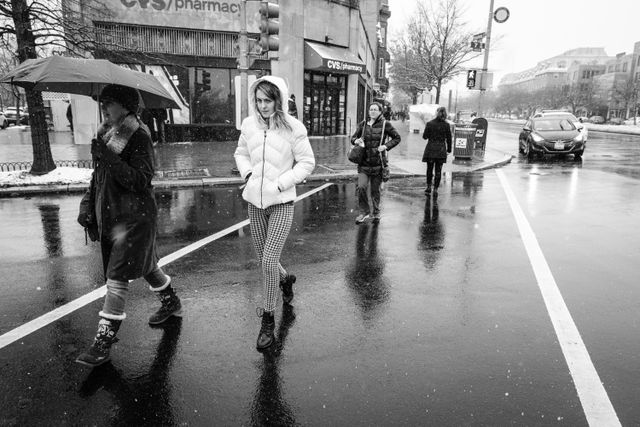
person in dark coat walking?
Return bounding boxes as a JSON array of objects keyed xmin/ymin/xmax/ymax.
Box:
[
  {"xmin": 350, "ymin": 102, "xmax": 401, "ymax": 224},
  {"xmin": 287, "ymin": 94, "xmax": 298, "ymax": 119},
  {"xmin": 422, "ymin": 106, "xmax": 452, "ymax": 197},
  {"xmin": 76, "ymin": 84, "xmax": 182, "ymax": 367}
]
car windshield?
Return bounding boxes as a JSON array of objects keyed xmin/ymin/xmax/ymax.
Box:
[{"xmin": 533, "ymin": 118, "xmax": 576, "ymax": 131}]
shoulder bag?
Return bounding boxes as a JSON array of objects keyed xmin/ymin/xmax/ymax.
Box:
[{"xmin": 348, "ymin": 123, "xmax": 366, "ymax": 164}]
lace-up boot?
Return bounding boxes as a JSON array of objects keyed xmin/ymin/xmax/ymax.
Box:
[
  {"xmin": 256, "ymin": 309, "xmax": 275, "ymax": 350},
  {"xmin": 280, "ymin": 274, "xmax": 296, "ymax": 304},
  {"xmin": 76, "ymin": 318, "xmax": 121, "ymax": 367}
]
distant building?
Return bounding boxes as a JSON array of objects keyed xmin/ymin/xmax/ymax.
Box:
[
  {"xmin": 498, "ymin": 47, "xmax": 610, "ymax": 92},
  {"xmin": 592, "ymin": 43, "xmax": 640, "ymax": 119}
]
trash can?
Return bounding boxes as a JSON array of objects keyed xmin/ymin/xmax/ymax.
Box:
[{"xmin": 453, "ymin": 123, "xmax": 477, "ymax": 159}]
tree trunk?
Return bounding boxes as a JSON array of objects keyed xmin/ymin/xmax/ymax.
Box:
[
  {"xmin": 435, "ymin": 81, "xmax": 442, "ymax": 104},
  {"xmin": 26, "ymin": 88, "xmax": 56, "ymax": 174},
  {"xmin": 12, "ymin": 0, "xmax": 56, "ymax": 175}
]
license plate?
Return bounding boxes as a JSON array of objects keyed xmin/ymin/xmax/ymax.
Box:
[{"xmin": 554, "ymin": 142, "xmax": 564, "ymax": 150}]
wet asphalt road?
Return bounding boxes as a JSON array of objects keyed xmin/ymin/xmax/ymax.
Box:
[{"xmin": 1, "ymin": 122, "xmax": 640, "ymax": 426}]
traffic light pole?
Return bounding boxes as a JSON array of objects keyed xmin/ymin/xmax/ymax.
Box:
[
  {"xmin": 478, "ymin": 0, "xmax": 494, "ymax": 115},
  {"xmin": 239, "ymin": 0, "xmax": 249, "ymax": 125}
]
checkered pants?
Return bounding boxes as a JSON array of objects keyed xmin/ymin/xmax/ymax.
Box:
[{"xmin": 248, "ymin": 202, "xmax": 294, "ymax": 312}]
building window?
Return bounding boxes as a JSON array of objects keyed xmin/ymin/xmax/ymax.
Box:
[
  {"xmin": 623, "ymin": 62, "xmax": 628, "ymax": 72},
  {"xmin": 377, "ymin": 58, "xmax": 386, "ymax": 79},
  {"xmin": 94, "ymin": 22, "xmax": 264, "ymax": 59}
]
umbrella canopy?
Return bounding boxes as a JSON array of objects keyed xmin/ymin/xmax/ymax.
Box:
[{"xmin": 0, "ymin": 56, "xmax": 180, "ymax": 109}]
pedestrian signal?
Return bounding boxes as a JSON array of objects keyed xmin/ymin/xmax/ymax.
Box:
[
  {"xmin": 259, "ymin": 2, "xmax": 279, "ymax": 53},
  {"xmin": 466, "ymin": 70, "xmax": 477, "ymax": 89}
]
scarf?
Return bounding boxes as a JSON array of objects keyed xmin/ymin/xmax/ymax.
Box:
[{"xmin": 97, "ymin": 114, "xmax": 148, "ymax": 154}]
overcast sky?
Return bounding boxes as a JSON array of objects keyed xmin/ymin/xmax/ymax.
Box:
[{"xmin": 386, "ymin": 0, "xmax": 640, "ymax": 88}]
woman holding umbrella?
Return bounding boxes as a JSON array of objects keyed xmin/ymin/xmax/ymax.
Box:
[{"xmin": 76, "ymin": 84, "xmax": 182, "ymax": 367}]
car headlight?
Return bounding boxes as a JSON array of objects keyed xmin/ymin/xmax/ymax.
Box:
[
  {"xmin": 531, "ymin": 133, "xmax": 544, "ymax": 143},
  {"xmin": 573, "ymin": 133, "xmax": 584, "ymax": 142}
]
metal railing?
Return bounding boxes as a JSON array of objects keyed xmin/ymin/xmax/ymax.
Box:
[{"xmin": 0, "ymin": 160, "xmax": 93, "ymax": 172}]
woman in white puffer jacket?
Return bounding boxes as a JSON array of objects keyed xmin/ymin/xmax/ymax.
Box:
[{"xmin": 234, "ymin": 76, "xmax": 315, "ymax": 351}]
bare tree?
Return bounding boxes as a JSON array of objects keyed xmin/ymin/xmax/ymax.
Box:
[
  {"xmin": 611, "ymin": 76, "xmax": 639, "ymax": 120},
  {"xmin": 388, "ymin": 39, "xmax": 432, "ymax": 105},
  {"xmin": 389, "ymin": 0, "xmax": 480, "ymax": 104}
]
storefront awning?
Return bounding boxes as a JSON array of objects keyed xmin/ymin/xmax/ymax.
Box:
[{"xmin": 304, "ymin": 41, "xmax": 365, "ymax": 74}]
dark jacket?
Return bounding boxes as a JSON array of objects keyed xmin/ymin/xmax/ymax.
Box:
[
  {"xmin": 351, "ymin": 116, "xmax": 401, "ymax": 168},
  {"xmin": 89, "ymin": 125, "xmax": 158, "ymax": 281},
  {"xmin": 422, "ymin": 117, "xmax": 452, "ymax": 161}
]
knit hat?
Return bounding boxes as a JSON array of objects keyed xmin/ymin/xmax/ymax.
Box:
[{"xmin": 100, "ymin": 84, "xmax": 140, "ymax": 113}]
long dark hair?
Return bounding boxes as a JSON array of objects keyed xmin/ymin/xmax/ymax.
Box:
[
  {"xmin": 436, "ymin": 106, "xmax": 447, "ymax": 121},
  {"xmin": 254, "ymin": 80, "xmax": 292, "ymax": 132}
]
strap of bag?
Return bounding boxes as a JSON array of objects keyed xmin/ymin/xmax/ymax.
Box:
[{"xmin": 378, "ymin": 120, "xmax": 386, "ymax": 164}]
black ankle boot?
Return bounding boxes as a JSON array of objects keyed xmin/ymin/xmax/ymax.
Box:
[
  {"xmin": 279, "ymin": 274, "xmax": 296, "ymax": 304},
  {"xmin": 76, "ymin": 318, "xmax": 122, "ymax": 367},
  {"xmin": 256, "ymin": 310, "xmax": 275, "ymax": 350},
  {"xmin": 149, "ymin": 285, "xmax": 182, "ymax": 325}
]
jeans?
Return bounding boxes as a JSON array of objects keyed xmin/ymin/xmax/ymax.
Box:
[{"xmin": 357, "ymin": 168, "xmax": 383, "ymax": 215}]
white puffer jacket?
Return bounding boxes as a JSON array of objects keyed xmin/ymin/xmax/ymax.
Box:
[{"xmin": 234, "ymin": 76, "xmax": 315, "ymax": 209}]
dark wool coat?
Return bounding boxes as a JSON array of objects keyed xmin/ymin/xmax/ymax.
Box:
[
  {"xmin": 89, "ymin": 126, "xmax": 159, "ymax": 282},
  {"xmin": 350, "ymin": 116, "xmax": 401, "ymax": 170},
  {"xmin": 422, "ymin": 117, "xmax": 453, "ymax": 161}
]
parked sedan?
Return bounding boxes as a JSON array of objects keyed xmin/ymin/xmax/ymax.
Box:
[
  {"xmin": 589, "ymin": 115, "xmax": 605, "ymax": 124},
  {"xmin": 3, "ymin": 107, "xmax": 29, "ymax": 125},
  {"xmin": 518, "ymin": 116, "xmax": 585, "ymax": 160}
]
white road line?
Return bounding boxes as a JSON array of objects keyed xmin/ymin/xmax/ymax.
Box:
[
  {"xmin": 496, "ymin": 169, "xmax": 620, "ymax": 427},
  {"xmin": 0, "ymin": 183, "xmax": 334, "ymax": 350}
]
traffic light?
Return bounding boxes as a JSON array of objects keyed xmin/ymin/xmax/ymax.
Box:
[
  {"xmin": 259, "ymin": 1, "xmax": 279, "ymax": 52},
  {"xmin": 466, "ymin": 70, "xmax": 477, "ymax": 89},
  {"xmin": 202, "ymin": 70, "xmax": 211, "ymax": 91}
]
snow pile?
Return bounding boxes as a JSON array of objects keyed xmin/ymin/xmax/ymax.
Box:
[{"xmin": 0, "ymin": 167, "xmax": 92, "ymax": 187}]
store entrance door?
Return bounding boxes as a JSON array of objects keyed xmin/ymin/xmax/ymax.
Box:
[{"xmin": 304, "ymin": 71, "xmax": 346, "ymax": 136}]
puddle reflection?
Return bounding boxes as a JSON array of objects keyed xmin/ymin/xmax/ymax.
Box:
[{"xmin": 79, "ymin": 318, "xmax": 182, "ymax": 426}]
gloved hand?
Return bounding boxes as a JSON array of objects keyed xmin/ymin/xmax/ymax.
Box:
[
  {"xmin": 377, "ymin": 145, "xmax": 387, "ymax": 152},
  {"xmin": 90, "ymin": 138, "xmax": 102, "ymax": 160}
]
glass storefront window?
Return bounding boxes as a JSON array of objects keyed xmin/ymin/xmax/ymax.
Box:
[
  {"xmin": 165, "ymin": 66, "xmax": 264, "ymax": 125},
  {"xmin": 303, "ymin": 71, "xmax": 347, "ymax": 136}
]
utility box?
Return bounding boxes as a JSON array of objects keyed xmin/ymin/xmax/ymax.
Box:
[{"xmin": 453, "ymin": 123, "xmax": 477, "ymax": 159}]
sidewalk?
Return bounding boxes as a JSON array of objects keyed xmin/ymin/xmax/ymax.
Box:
[{"xmin": 0, "ymin": 120, "xmax": 512, "ymax": 197}]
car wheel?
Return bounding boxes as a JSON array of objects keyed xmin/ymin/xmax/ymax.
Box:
[
  {"xmin": 518, "ymin": 139, "xmax": 524, "ymax": 153},
  {"xmin": 1, "ymin": 120, "xmax": 6, "ymax": 129},
  {"xmin": 523, "ymin": 141, "xmax": 534, "ymax": 160}
]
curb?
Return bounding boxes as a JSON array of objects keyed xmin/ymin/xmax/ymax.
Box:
[{"xmin": 0, "ymin": 155, "xmax": 512, "ymax": 198}]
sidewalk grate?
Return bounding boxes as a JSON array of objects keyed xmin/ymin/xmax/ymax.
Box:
[{"xmin": 155, "ymin": 168, "xmax": 210, "ymax": 179}]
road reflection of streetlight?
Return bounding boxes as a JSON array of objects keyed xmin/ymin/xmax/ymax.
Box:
[
  {"xmin": 37, "ymin": 204, "xmax": 63, "ymax": 257},
  {"xmin": 79, "ymin": 319, "xmax": 182, "ymax": 425},
  {"xmin": 250, "ymin": 304, "xmax": 296, "ymax": 426}
]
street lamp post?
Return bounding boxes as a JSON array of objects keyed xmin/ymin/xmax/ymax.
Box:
[{"xmin": 239, "ymin": 0, "xmax": 249, "ymax": 125}]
